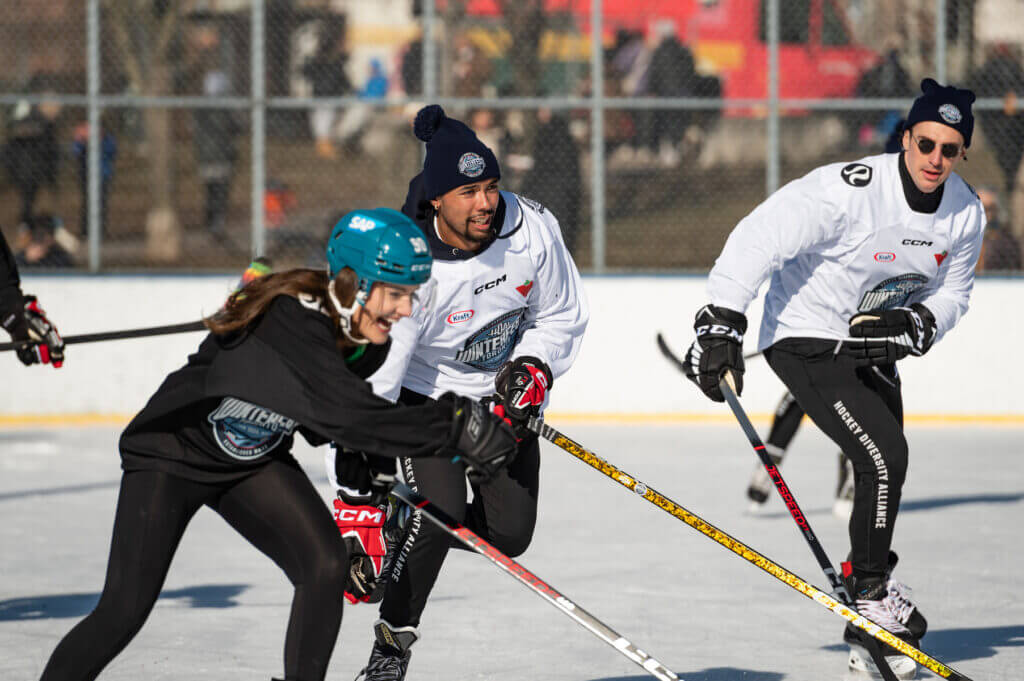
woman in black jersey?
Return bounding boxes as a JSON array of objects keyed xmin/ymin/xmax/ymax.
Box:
[{"xmin": 38, "ymin": 208, "xmax": 516, "ymax": 681}]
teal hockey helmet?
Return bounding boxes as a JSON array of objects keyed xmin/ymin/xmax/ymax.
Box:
[{"xmin": 326, "ymin": 207, "xmax": 432, "ymax": 302}]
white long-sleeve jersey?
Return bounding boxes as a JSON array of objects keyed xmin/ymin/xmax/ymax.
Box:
[
  {"xmin": 707, "ymin": 152, "xmax": 985, "ymax": 350},
  {"xmin": 369, "ymin": 191, "xmax": 589, "ymax": 403}
]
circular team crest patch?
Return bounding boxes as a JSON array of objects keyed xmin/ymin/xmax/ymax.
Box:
[
  {"xmin": 938, "ymin": 103, "xmax": 962, "ymax": 124},
  {"xmin": 840, "ymin": 163, "xmax": 873, "ymax": 187},
  {"xmin": 458, "ymin": 152, "xmax": 485, "ymax": 178}
]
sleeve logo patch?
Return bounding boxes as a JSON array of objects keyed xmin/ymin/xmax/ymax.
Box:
[{"xmin": 841, "ymin": 163, "xmax": 873, "ymax": 187}]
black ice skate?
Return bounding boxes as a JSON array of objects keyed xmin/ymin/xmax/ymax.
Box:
[
  {"xmin": 833, "ymin": 451, "xmax": 855, "ymax": 520},
  {"xmin": 354, "ymin": 619, "xmax": 419, "ymax": 681},
  {"xmin": 842, "ymin": 559, "xmax": 925, "ymax": 680},
  {"xmin": 745, "ymin": 445, "xmax": 784, "ymax": 511}
]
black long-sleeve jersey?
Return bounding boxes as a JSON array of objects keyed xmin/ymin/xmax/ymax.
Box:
[
  {"xmin": 0, "ymin": 227, "xmax": 24, "ymax": 320},
  {"xmin": 120, "ymin": 294, "xmax": 454, "ymax": 483}
]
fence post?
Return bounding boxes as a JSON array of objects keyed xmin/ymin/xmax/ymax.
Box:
[
  {"xmin": 935, "ymin": 0, "xmax": 947, "ymax": 84},
  {"xmin": 766, "ymin": 0, "xmax": 780, "ymax": 197},
  {"xmin": 87, "ymin": 0, "xmax": 101, "ymax": 271},
  {"xmin": 590, "ymin": 0, "xmax": 605, "ymax": 272},
  {"xmin": 250, "ymin": 0, "xmax": 266, "ymax": 259}
]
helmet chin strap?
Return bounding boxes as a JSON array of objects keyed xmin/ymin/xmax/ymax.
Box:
[{"xmin": 327, "ymin": 277, "xmax": 371, "ymax": 345}]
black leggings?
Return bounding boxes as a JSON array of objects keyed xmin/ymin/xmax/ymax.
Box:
[
  {"xmin": 766, "ymin": 339, "xmax": 906, "ymax": 577},
  {"xmin": 379, "ymin": 437, "xmax": 541, "ymax": 628},
  {"xmin": 40, "ymin": 460, "xmax": 348, "ymax": 681}
]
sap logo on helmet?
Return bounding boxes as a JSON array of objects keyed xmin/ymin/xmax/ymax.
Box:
[
  {"xmin": 902, "ymin": 239, "xmax": 933, "ymax": 247},
  {"xmin": 939, "ymin": 103, "xmax": 962, "ymax": 124},
  {"xmin": 446, "ymin": 309, "xmax": 474, "ymax": 325},
  {"xmin": 458, "ymin": 152, "xmax": 485, "ymax": 178},
  {"xmin": 349, "ymin": 215, "xmax": 378, "ymax": 232},
  {"xmin": 334, "ymin": 508, "xmax": 384, "ymax": 523},
  {"xmin": 874, "ymin": 252, "xmax": 896, "ymax": 262},
  {"xmin": 409, "ymin": 236, "xmax": 428, "ymax": 254},
  {"xmin": 474, "ymin": 273, "xmax": 506, "ymax": 294},
  {"xmin": 841, "ymin": 163, "xmax": 872, "ymax": 187}
]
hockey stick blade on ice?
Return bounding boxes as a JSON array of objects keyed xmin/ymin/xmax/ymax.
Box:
[
  {"xmin": 526, "ymin": 418, "xmax": 973, "ymax": 681},
  {"xmin": 0, "ymin": 320, "xmax": 206, "ymax": 353},
  {"xmin": 389, "ymin": 483, "xmax": 680, "ymax": 681},
  {"xmin": 718, "ymin": 371, "xmax": 899, "ymax": 681}
]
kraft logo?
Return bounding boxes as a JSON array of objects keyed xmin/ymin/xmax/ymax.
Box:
[
  {"xmin": 335, "ymin": 508, "xmax": 384, "ymax": 523},
  {"xmin": 474, "ymin": 274, "xmax": 506, "ymax": 294},
  {"xmin": 902, "ymin": 239, "xmax": 934, "ymax": 246},
  {"xmin": 874, "ymin": 252, "xmax": 896, "ymax": 262},
  {"xmin": 446, "ymin": 309, "xmax": 474, "ymax": 324}
]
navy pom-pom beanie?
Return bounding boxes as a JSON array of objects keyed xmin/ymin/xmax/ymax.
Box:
[
  {"xmin": 413, "ymin": 105, "xmax": 500, "ymax": 199},
  {"xmin": 905, "ymin": 78, "xmax": 976, "ymax": 148}
]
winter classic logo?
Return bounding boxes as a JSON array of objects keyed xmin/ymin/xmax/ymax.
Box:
[
  {"xmin": 841, "ymin": 163, "xmax": 873, "ymax": 187},
  {"xmin": 446, "ymin": 309, "xmax": 474, "ymax": 325},
  {"xmin": 208, "ymin": 397, "xmax": 298, "ymax": 461},
  {"xmin": 457, "ymin": 152, "xmax": 485, "ymax": 178},
  {"xmin": 938, "ymin": 103, "xmax": 962, "ymax": 124},
  {"xmin": 455, "ymin": 308, "xmax": 527, "ymax": 371},
  {"xmin": 857, "ymin": 273, "xmax": 928, "ymax": 312}
]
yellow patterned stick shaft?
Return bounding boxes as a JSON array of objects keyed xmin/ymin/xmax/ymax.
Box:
[{"xmin": 528, "ymin": 418, "xmax": 971, "ymax": 681}]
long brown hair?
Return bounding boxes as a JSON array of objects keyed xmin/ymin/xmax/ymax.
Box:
[{"xmin": 204, "ymin": 267, "xmax": 362, "ymax": 349}]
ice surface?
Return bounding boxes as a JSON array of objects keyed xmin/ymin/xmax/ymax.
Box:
[{"xmin": 2, "ymin": 423, "xmax": 1020, "ymax": 680}]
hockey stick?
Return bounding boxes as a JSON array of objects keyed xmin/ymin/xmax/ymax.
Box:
[
  {"xmin": 655, "ymin": 332, "xmax": 761, "ymax": 369},
  {"xmin": 657, "ymin": 332, "xmax": 901, "ymax": 679},
  {"xmin": 0, "ymin": 320, "xmax": 206, "ymax": 352},
  {"xmin": 525, "ymin": 419, "xmax": 972, "ymax": 681},
  {"xmin": 389, "ymin": 482, "xmax": 680, "ymax": 681},
  {"xmin": 717, "ymin": 372, "xmax": 900, "ymax": 681}
]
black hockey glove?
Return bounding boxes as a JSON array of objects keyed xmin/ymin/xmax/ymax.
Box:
[
  {"xmin": 683, "ymin": 304, "xmax": 747, "ymax": 402},
  {"xmin": 332, "ymin": 446, "xmax": 396, "ymax": 508},
  {"xmin": 842, "ymin": 304, "xmax": 936, "ymax": 367},
  {"xmin": 494, "ymin": 355, "xmax": 552, "ymax": 439},
  {"xmin": 1, "ymin": 295, "xmax": 64, "ymax": 368},
  {"xmin": 440, "ymin": 393, "xmax": 518, "ymax": 484}
]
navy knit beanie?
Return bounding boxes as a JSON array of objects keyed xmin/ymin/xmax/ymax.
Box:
[
  {"xmin": 905, "ymin": 78, "xmax": 976, "ymax": 148},
  {"xmin": 414, "ymin": 105, "xmax": 500, "ymax": 199}
]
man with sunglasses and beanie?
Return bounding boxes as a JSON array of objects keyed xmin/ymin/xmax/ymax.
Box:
[
  {"xmin": 332, "ymin": 104, "xmax": 588, "ymax": 681},
  {"xmin": 683, "ymin": 78, "xmax": 983, "ymax": 678}
]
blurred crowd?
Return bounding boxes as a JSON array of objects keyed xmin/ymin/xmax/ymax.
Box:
[{"xmin": 1, "ymin": 10, "xmax": 1023, "ymax": 273}]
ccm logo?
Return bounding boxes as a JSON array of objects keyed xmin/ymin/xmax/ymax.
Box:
[
  {"xmin": 902, "ymin": 239, "xmax": 934, "ymax": 246},
  {"xmin": 474, "ymin": 274, "xmax": 506, "ymax": 294},
  {"xmin": 446, "ymin": 309, "xmax": 474, "ymax": 324},
  {"xmin": 874, "ymin": 252, "xmax": 896, "ymax": 262},
  {"xmin": 334, "ymin": 509, "xmax": 384, "ymax": 523}
]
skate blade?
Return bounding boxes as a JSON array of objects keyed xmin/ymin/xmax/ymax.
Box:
[{"xmin": 847, "ymin": 644, "xmax": 917, "ymax": 680}]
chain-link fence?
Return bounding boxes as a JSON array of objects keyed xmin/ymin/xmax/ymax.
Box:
[{"xmin": 1, "ymin": 0, "xmax": 1022, "ymax": 273}]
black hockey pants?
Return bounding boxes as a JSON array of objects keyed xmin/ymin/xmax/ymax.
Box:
[
  {"xmin": 379, "ymin": 390, "xmax": 541, "ymax": 628},
  {"xmin": 766, "ymin": 338, "xmax": 906, "ymax": 578},
  {"xmin": 40, "ymin": 460, "xmax": 348, "ymax": 681}
]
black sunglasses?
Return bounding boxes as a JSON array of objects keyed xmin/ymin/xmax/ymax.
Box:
[{"xmin": 910, "ymin": 131, "xmax": 962, "ymax": 159}]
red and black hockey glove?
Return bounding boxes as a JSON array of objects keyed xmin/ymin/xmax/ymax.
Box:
[
  {"xmin": 333, "ymin": 493, "xmax": 387, "ymax": 604},
  {"xmin": 683, "ymin": 304, "xmax": 746, "ymax": 402},
  {"xmin": 494, "ymin": 356, "xmax": 552, "ymax": 439},
  {"xmin": 331, "ymin": 448, "xmax": 395, "ymax": 604},
  {"xmin": 843, "ymin": 304, "xmax": 936, "ymax": 366},
  {"xmin": 1, "ymin": 295, "xmax": 64, "ymax": 368}
]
